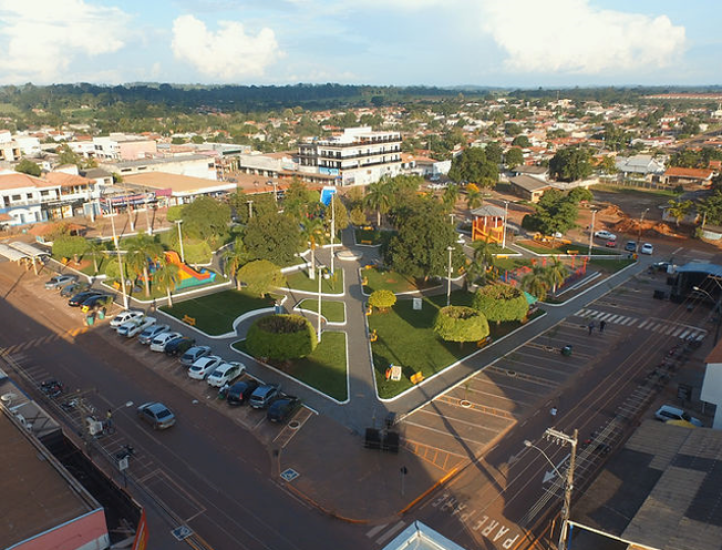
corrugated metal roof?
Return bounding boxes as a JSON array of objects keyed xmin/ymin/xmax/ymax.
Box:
[
  {"xmin": 9, "ymin": 241, "xmax": 50, "ymax": 257},
  {"xmin": 0, "ymin": 243, "xmax": 27, "ymax": 261}
]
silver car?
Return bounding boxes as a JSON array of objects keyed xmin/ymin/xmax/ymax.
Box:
[
  {"xmin": 45, "ymin": 274, "xmax": 77, "ymax": 289},
  {"xmin": 180, "ymin": 346, "xmax": 212, "ymax": 367},
  {"xmin": 138, "ymin": 324, "xmax": 171, "ymax": 345}
]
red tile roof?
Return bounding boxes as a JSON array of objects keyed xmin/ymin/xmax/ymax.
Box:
[{"xmin": 664, "ymin": 167, "xmax": 714, "ymax": 179}]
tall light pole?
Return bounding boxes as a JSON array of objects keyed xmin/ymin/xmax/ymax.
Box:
[
  {"xmin": 109, "ymin": 213, "xmax": 129, "ymax": 310},
  {"xmin": 174, "ymin": 220, "xmax": 185, "ymax": 264},
  {"xmin": 446, "ymin": 245, "xmax": 454, "ymax": 306},
  {"xmin": 272, "ymin": 180, "xmax": 278, "ymax": 203},
  {"xmin": 143, "ymin": 190, "xmax": 152, "ymax": 235},
  {"xmin": 694, "ymin": 284, "xmax": 722, "ymax": 345},
  {"xmin": 330, "ymin": 194, "xmax": 336, "ymax": 275},
  {"xmin": 317, "ymin": 264, "xmax": 325, "ymax": 343},
  {"xmin": 525, "ymin": 428, "xmax": 578, "ymax": 550},
  {"xmin": 587, "ymin": 209, "xmax": 597, "ymax": 258},
  {"xmin": 247, "ymin": 200, "xmax": 254, "ymax": 220},
  {"xmin": 502, "ymin": 200, "xmax": 509, "ymax": 250},
  {"xmin": 637, "ymin": 208, "xmax": 649, "ymax": 250}
]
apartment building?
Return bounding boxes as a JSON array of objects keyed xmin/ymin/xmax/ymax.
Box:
[
  {"xmin": 298, "ymin": 126, "xmax": 402, "ymax": 186},
  {"xmin": 0, "ymin": 171, "xmax": 61, "ymax": 226}
]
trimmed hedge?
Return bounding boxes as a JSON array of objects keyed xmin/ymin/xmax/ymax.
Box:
[
  {"xmin": 433, "ymin": 306, "xmax": 489, "ymax": 343},
  {"xmin": 246, "ymin": 314, "xmax": 317, "ymax": 360},
  {"xmin": 472, "ymin": 283, "xmax": 529, "ymax": 323}
]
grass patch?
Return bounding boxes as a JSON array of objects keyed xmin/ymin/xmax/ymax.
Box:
[
  {"xmin": 369, "ymin": 290, "xmax": 523, "ymax": 398},
  {"xmin": 286, "ymin": 269, "xmax": 344, "ymax": 294},
  {"xmin": 362, "ymin": 267, "xmax": 441, "ymax": 294},
  {"xmin": 516, "ymin": 240, "xmax": 618, "ymax": 256},
  {"xmin": 593, "ymin": 184, "xmax": 681, "ymax": 198},
  {"xmin": 161, "ymin": 289, "xmax": 277, "ymax": 335},
  {"xmin": 589, "ymin": 258, "xmax": 636, "ymax": 274},
  {"xmin": 297, "ymin": 299, "xmax": 345, "ymax": 323},
  {"xmin": 233, "ymin": 332, "xmax": 348, "ymax": 401}
]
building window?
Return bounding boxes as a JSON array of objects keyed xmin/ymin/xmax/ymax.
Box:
[{"xmin": 11, "ymin": 194, "xmax": 21, "ymax": 201}]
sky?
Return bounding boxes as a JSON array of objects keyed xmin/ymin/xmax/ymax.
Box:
[{"xmin": 0, "ymin": 0, "xmax": 719, "ymax": 88}]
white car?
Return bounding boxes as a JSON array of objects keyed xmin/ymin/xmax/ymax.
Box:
[
  {"xmin": 188, "ymin": 355, "xmax": 223, "ymax": 380},
  {"xmin": 149, "ymin": 331, "xmax": 182, "ymax": 352},
  {"xmin": 118, "ymin": 316, "xmax": 157, "ymax": 338},
  {"xmin": 594, "ymin": 230, "xmax": 616, "ymax": 241},
  {"xmin": 111, "ymin": 310, "xmax": 145, "ymax": 329},
  {"xmin": 207, "ymin": 362, "xmax": 246, "ymax": 388},
  {"xmin": 640, "ymin": 243, "xmax": 654, "ymax": 255}
]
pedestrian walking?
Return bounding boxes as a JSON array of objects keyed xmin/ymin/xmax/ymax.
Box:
[
  {"xmin": 588, "ymin": 321, "xmax": 595, "ymax": 335},
  {"xmin": 599, "ymin": 320, "xmax": 606, "ymax": 333}
]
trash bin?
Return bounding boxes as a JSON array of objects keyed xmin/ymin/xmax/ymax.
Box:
[
  {"xmin": 561, "ymin": 345, "xmax": 573, "ymax": 357},
  {"xmin": 86, "ymin": 315, "xmax": 95, "ymax": 326},
  {"xmin": 97, "ymin": 308, "xmax": 106, "ymax": 320}
]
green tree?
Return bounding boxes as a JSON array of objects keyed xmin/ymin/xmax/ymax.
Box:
[
  {"xmin": 180, "ymin": 196, "xmax": 231, "ymax": 244},
  {"xmin": 153, "ymin": 261, "xmax": 180, "ymax": 307},
  {"xmin": 15, "ymin": 158, "xmax": 41, "ymax": 177},
  {"xmin": 512, "ymin": 135, "xmax": 530, "ymax": 148},
  {"xmin": 52, "ymin": 235, "xmax": 88, "ymax": 263},
  {"xmin": 324, "ymin": 194, "xmax": 349, "ymax": 234},
  {"xmin": 433, "ymin": 306, "xmax": 490, "ymax": 345},
  {"xmin": 85, "ymin": 238, "xmax": 105, "ymax": 274},
  {"xmin": 567, "ymin": 187, "xmax": 593, "ymax": 204},
  {"xmin": 57, "ymin": 144, "xmax": 80, "ymax": 166},
  {"xmin": 472, "ymin": 284, "xmax": 528, "ymax": 324},
  {"xmin": 246, "ymin": 314, "xmax": 317, "ymax": 360},
  {"xmin": 545, "ymin": 256, "xmax": 568, "ymax": 294},
  {"xmin": 698, "ymin": 190, "xmax": 722, "ymax": 225},
  {"xmin": 484, "ymin": 142, "xmax": 504, "ymax": 164},
  {"xmin": 244, "ymin": 212, "xmax": 301, "ymax": 266},
  {"xmin": 442, "ymin": 184, "xmax": 459, "ymax": 212},
  {"xmin": 124, "ymin": 235, "xmax": 163, "ymax": 297},
  {"xmin": 465, "ymin": 184, "xmax": 483, "ymax": 211},
  {"xmin": 529, "ymin": 189, "xmax": 579, "ymax": 236},
  {"xmin": 467, "ymin": 237, "xmax": 496, "ymax": 286},
  {"xmin": 365, "ymin": 178, "xmax": 395, "ymax": 227},
  {"xmin": 166, "ymin": 205, "xmax": 184, "ymax": 223},
  {"xmin": 505, "ymin": 148, "xmax": 524, "ymax": 169},
  {"xmin": 222, "ymin": 237, "xmax": 251, "ymax": 290},
  {"xmin": 520, "ymin": 263, "xmax": 551, "ymax": 302},
  {"xmin": 237, "ymin": 260, "xmax": 285, "ymax": 297},
  {"xmin": 549, "ymin": 146, "xmax": 593, "ymax": 182},
  {"xmin": 449, "ymin": 147, "xmax": 498, "ymax": 188},
  {"xmin": 368, "ymin": 289, "xmax": 397, "ymax": 312},
  {"xmin": 666, "ymin": 199, "xmax": 693, "ymax": 226},
  {"xmin": 350, "ymin": 206, "xmax": 367, "ymax": 226},
  {"xmin": 284, "ymin": 180, "xmax": 315, "ymax": 222},
  {"xmin": 300, "ymin": 216, "xmax": 326, "ymax": 276}
]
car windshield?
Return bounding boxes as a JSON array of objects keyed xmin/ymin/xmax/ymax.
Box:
[{"xmin": 156, "ymin": 410, "xmax": 171, "ymax": 419}]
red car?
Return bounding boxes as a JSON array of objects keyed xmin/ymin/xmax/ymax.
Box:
[{"xmin": 605, "ymin": 240, "xmax": 617, "ymax": 248}]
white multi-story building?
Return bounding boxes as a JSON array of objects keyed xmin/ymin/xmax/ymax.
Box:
[
  {"xmin": 0, "ymin": 171, "xmax": 61, "ymax": 226},
  {"xmin": 298, "ymin": 126, "xmax": 402, "ymax": 186}
]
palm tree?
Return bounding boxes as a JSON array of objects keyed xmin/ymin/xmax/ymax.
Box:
[
  {"xmin": 222, "ymin": 237, "xmax": 251, "ymax": 290},
  {"xmin": 465, "ymin": 186, "xmax": 483, "ymax": 211},
  {"xmin": 546, "ymin": 256, "xmax": 568, "ymax": 295},
  {"xmin": 520, "ymin": 263, "xmax": 552, "ymax": 302},
  {"xmin": 442, "ymin": 185, "xmax": 459, "ymax": 212},
  {"xmin": 300, "ymin": 217, "xmax": 326, "ymax": 279},
  {"xmin": 153, "ymin": 262, "xmax": 180, "ymax": 307},
  {"xmin": 85, "ymin": 239, "xmax": 105, "ymax": 274},
  {"xmin": 666, "ymin": 199, "xmax": 693, "ymax": 226},
  {"xmin": 469, "ymin": 237, "xmax": 496, "ymax": 285},
  {"xmin": 364, "ymin": 177, "xmax": 394, "ymax": 227},
  {"xmin": 125, "ymin": 235, "xmax": 163, "ymax": 297}
]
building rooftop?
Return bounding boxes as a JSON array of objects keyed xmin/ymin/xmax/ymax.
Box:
[
  {"xmin": 573, "ymin": 420, "xmax": 722, "ymax": 550},
  {"xmin": 0, "ymin": 172, "xmax": 57, "ymax": 191},
  {"xmin": 124, "ymin": 171, "xmax": 236, "ymax": 196},
  {"xmin": 509, "ymin": 174, "xmax": 552, "ymax": 192}
]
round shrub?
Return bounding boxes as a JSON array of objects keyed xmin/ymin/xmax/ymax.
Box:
[
  {"xmin": 369, "ymin": 289, "xmax": 397, "ymax": 312},
  {"xmin": 472, "ymin": 283, "xmax": 529, "ymax": 323},
  {"xmin": 433, "ymin": 306, "xmax": 489, "ymax": 344},
  {"xmin": 246, "ymin": 314, "xmax": 317, "ymax": 360}
]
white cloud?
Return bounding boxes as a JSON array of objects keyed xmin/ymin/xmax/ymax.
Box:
[
  {"xmin": 0, "ymin": 0, "xmax": 130, "ymax": 83},
  {"xmin": 481, "ymin": 0, "xmax": 686, "ymax": 75},
  {"xmin": 171, "ymin": 15, "xmax": 281, "ymax": 80}
]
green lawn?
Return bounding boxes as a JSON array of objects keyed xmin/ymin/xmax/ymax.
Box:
[
  {"xmin": 362, "ymin": 267, "xmax": 440, "ymax": 294},
  {"xmin": 161, "ymin": 289, "xmax": 277, "ymax": 335},
  {"xmin": 355, "ymin": 228, "xmax": 393, "ymax": 246},
  {"xmin": 369, "ymin": 290, "xmax": 524, "ymax": 398},
  {"xmin": 516, "ymin": 241, "xmax": 618, "ymax": 256},
  {"xmin": 233, "ymin": 331, "xmax": 348, "ymax": 401},
  {"xmin": 297, "ymin": 299, "xmax": 346, "ymax": 323},
  {"xmin": 286, "ymin": 269, "xmax": 344, "ymax": 294},
  {"xmin": 590, "ymin": 257, "xmax": 636, "ymax": 274},
  {"xmin": 593, "ymin": 184, "xmax": 681, "ymax": 198}
]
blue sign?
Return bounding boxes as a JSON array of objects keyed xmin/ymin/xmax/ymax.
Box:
[
  {"xmin": 280, "ymin": 468, "xmax": 299, "ymax": 482},
  {"xmin": 320, "ymin": 186, "xmax": 337, "ymax": 206}
]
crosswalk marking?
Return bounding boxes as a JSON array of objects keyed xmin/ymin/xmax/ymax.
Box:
[
  {"xmin": 366, "ymin": 523, "xmax": 388, "ymax": 539},
  {"xmin": 575, "ymin": 308, "xmax": 706, "ymax": 341},
  {"xmin": 376, "ymin": 521, "xmax": 407, "ymax": 545}
]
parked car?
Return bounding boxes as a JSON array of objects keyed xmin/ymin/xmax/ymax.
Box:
[
  {"xmin": 138, "ymin": 324, "xmax": 171, "ymax": 345},
  {"xmin": 45, "ymin": 274, "xmax": 78, "ymax": 290},
  {"xmin": 164, "ymin": 336, "xmax": 196, "ymax": 357},
  {"xmin": 80, "ymin": 294, "xmax": 114, "ymax": 313},
  {"xmin": 594, "ymin": 230, "xmax": 616, "ymax": 241},
  {"xmin": 655, "ymin": 405, "xmax": 702, "ymax": 427},
  {"xmin": 624, "ymin": 241, "xmax": 637, "ymax": 253},
  {"xmin": 226, "ymin": 380, "xmax": 260, "ymax": 406},
  {"xmin": 605, "ymin": 240, "xmax": 617, "ymax": 248},
  {"xmin": 188, "ymin": 355, "xmax": 223, "ymax": 380},
  {"xmin": 60, "ymin": 281, "xmax": 91, "ymax": 297},
  {"xmin": 149, "ymin": 331, "xmax": 182, "ymax": 352},
  {"xmin": 267, "ymin": 396, "xmax": 301, "ymax": 423},
  {"xmin": 111, "ymin": 310, "xmax": 145, "ymax": 329},
  {"xmin": 118, "ymin": 316, "xmax": 156, "ymax": 338},
  {"xmin": 180, "ymin": 346, "xmax": 212, "ymax": 367},
  {"xmin": 249, "ymin": 383, "xmax": 281, "ymax": 409},
  {"xmin": 68, "ymin": 290, "xmax": 103, "ymax": 307},
  {"xmin": 640, "ymin": 243, "xmax": 654, "ymax": 255},
  {"xmin": 207, "ymin": 361, "xmax": 246, "ymax": 388},
  {"xmin": 136, "ymin": 402, "xmax": 176, "ymax": 430}
]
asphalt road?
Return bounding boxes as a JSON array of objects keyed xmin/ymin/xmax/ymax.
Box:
[{"xmin": 0, "ymin": 262, "xmax": 365, "ymax": 550}]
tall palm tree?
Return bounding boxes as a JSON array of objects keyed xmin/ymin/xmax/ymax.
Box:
[
  {"xmin": 442, "ymin": 185, "xmax": 459, "ymax": 212},
  {"xmin": 465, "ymin": 186, "xmax": 483, "ymax": 211},
  {"xmin": 469, "ymin": 237, "xmax": 496, "ymax": 285},
  {"xmin": 85, "ymin": 238, "xmax": 105, "ymax": 274},
  {"xmin": 666, "ymin": 199, "xmax": 693, "ymax": 226},
  {"xmin": 300, "ymin": 217, "xmax": 326, "ymax": 279},
  {"xmin": 520, "ymin": 263, "xmax": 552, "ymax": 302},
  {"xmin": 125, "ymin": 235, "xmax": 163, "ymax": 297},
  {"xmin": 153, "ymin": 262, "xmax": 180, "ymax": 307},
  {"xmin": 546, "ymin": 256, "xmax": 568, "ymax": 295},
  {"xmin": 222, "ymin": 237, "xmax": 251, "ymax": 290},
  {"xmin": 364, "ymin": 177, "xmax": 395, "ymax": 227}
]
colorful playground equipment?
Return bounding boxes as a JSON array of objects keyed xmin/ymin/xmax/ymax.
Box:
[{"xmin": 164, "ymin": 251, "xmax": 216, "ymax": 289}]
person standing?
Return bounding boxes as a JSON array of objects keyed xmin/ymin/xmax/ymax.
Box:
[
  {"xmin": 588, "ymin": 321, "xmax": 595, "ymax": 335},
  {"xmin": 599, "ymin": 320, "xmax": 606, "ymax": 333}
]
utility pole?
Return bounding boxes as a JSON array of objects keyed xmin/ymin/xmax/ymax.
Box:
[
  {"xmin": 110, "ymin": 213, "xmax": 129, "ymax": 309},
  {"xmin": 330, "ymin": 194, "xmax": 335, "ymax": 275},
  {"xmin": 587, "ymin": 210, "xmax": 597, "ymax": 258},
  {"xmin": 446, "ymin": 245, "xmax": 454, "ymax": 306},
  {"xmin": 502, "ymin": 200, "xmax": 509, "ymax": 250},
  {"xmin": 636, "ymin": 208, "xmax": 649, "ymax": 250},
  {"xmin": 545, "ymin": 428, "xmax": 578, "ymax": 550}
]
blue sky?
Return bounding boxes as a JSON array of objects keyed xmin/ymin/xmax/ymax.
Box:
[{"xmin": 0, "ymin": 0, "xmax": 718, "ymax": 87}]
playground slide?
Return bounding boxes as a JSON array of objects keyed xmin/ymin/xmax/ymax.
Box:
[{"xmin": 164, "ymin": 251, "xmax": 213, "ymax": 281}]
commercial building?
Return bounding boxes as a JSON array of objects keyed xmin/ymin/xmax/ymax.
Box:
[
  {"xmin": 0, "ymin": 171, "xmax": 61, "ymax": 227},
  {"xmin": 298, "ymin": 126, "xmax": 402, "ymax": 186},
  {"xmin": 100, "ymin": 153, "xmax": 218, "ymax": 181},
  {"xmin": 123, "ymin": 171, "xmax": 237, "ymax": 206}
]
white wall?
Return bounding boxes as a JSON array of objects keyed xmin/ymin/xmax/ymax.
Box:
[{"xmin": 701, "ymin": 362, "xmax": 722, "ymax": 430}]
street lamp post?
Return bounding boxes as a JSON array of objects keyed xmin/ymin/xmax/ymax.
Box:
[
  {"xmin": 330, "ymin": 194, "xmax": 335, "ymax": 275},
  {"xmin": 174, "ymin": 220, "xmax": 185, "ymax": 264},
  {"xmin": 247, "ymin": 200, "xmax": 254, "ymax": 220},
  {"xmin": 502, "ymin": 200, "xmax": 509, "ymax": 250},
  {"xmin": 525, "ymin": 428, "xmax": 578, "ymax": 550},
  {"xmin": 693, "ymin": 285, "xmax": 722, "ymax": 345},
  {"xmin": 317, "ymin": 264, "xmax": 325, "ymax": 343},
  {"xmin": 637, "ymin": 208, "xmax": 649, "ymax": 250},
  {"xmin": 109, "ymin": 213, "xmax": 129, "ymax": 310},
  {"xmin": 446, "ymin": 245, "xmax": 454, "ymax": 306},
  {"xmin": 587, "ymin": 209, "xmax": 597, "ymax": 258}
]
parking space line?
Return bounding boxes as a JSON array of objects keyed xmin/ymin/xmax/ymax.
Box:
[{"xmin": 404, "ymin": 419, "xmax": 495, "ymax": 445}]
